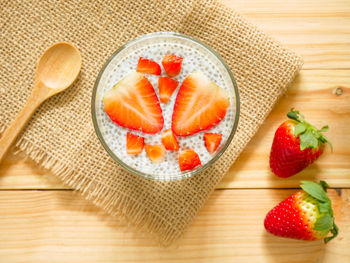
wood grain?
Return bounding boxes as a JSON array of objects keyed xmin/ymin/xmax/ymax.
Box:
[
  {"xmin": 222, "ymin": 0, "xmax": 350, "ymax": 69},
  {"xmin": 1, "ymin": 0, "xmax": 350, "ymax": 262},
  {"xmin": 1, "ymin": 70, "xmax": 349, "ymax": 189},
  {"xmin": 0, "ymin": 189, "xmax": 348, "ymax": 263},
  {"xmin": 0, "ymin": 152, "xmax": 65, "ymax": 189},
  {"xmin": 221, "ymin": 69, "xmax": 350, "ymax": 188}
]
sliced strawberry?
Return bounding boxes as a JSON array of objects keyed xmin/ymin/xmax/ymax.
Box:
[
  {"xmin": 126, "ymin": 132, "xmax": 144, "ymax": 155},
  {"xmin": 136, "ymin": 57, "xmax": 161, "ymax": 75},
  {"xmin": 145, "ymin": 144, "xmax": 166, "ymax": 163},
  {"xmin": 103, "ymin": 71, "xmax": 164, "ymax": 134},
  {"xmin": 172, "ymin": 71, "xmax": 230, "ymax": 136},
  {"xmin": 158, "ymin": 77, "xmax": 179, "ymax": 103},
  {"xmin": 204, "ymin": 133, "xmax": 222, "ymax": 154},
  {"xmin": 161, "ymin": 129, "xmax": 179, "ymax": 151},
  {"xmin": 178, "ymin": 149, "xmax": 201, "ymax": 171},
  {"xmin": 162, "ymin": 55, "xmax": 183, "ymax": 77}
]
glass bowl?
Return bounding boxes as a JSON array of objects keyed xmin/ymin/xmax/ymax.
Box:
[{"xmin": 91, "ymin": 32, "xmax": 240, "ymax": 181}]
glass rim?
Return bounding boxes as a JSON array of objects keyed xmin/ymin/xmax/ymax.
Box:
[{"xmin": 91, "ymin": 32, "xmax": 240, "ymax": 181}]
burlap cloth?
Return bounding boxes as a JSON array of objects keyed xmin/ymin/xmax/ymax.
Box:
[{"xmin": 0, "ymin": 0, "xmax": 303, "ymax": 244}]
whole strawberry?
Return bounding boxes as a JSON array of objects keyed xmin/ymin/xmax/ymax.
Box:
[
  {"xmin": 270, "ymin": 108, "xmax": 332, "ymax": 178},
  {"xmin": 264, "ymin": 181, "xmax": 338, "ymax": 243}
]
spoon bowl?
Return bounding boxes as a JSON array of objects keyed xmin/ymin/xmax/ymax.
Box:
[
  {"xmin": 0, "ymin": 42, "xmax": 82, "ymax": 163},
  {"xmin": 36, "ymin": 42, "xmax": 82, "ymax": 94}
]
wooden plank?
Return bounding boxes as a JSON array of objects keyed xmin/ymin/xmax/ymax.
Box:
[
  {"xmin": 0, "ymin": 189, "xmax": 348, "ymax": 263},
  {"xmin": 221, "ymin": 0, "xmax": 350, "ymax": 69},
  {"xmin": 0, "ymin": 1, "xmax": 349, "ymax": 262},
  {"xmin": 0, "ymin": 152, "xmax": 65, "ymax": 189},
  {"xmin": 0, "ymin": 70, "xmax": 349, "ymax": 189},
  {"xmin": 220, "ymin": 69, "xmax": 350, "ymax": 188}
]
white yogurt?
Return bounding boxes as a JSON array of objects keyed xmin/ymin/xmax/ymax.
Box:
[{"xmin": 94, "ymin": 33, "xmax": 237, "ymax": 180}]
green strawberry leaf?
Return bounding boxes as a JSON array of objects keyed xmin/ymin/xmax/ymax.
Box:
[
  {"xmin": 300, "ymin": 130, "xmax": 319, "ymax": 150},
  {"xmin": 287, "ymin": 111, "xmax": 299, "ymax": 121},
  {"xmin": 300, "ymin": 181, "xmax": 328, "ymax": 202},
  {"xmin": 287, "ymin": 108, "xmax": 305, "ymax": 122},
  {"xmin": 325, "ymin": 222, "xmax": 339, "ymax": 243},
  {"xmin": 294, "ymin": 123, "xmax": 306, "ymax": 137},
  {"xmin": 315, "ymin": 214, "xmax": 333, "ymax": 232},
  {"xmin": 320, "ymin": 180, "xmax": 330, "ymax": 191},
  {"xmin": 319, "ymin": 201, "xmax": 331, "ymax": 213},
  {"xmin": 320, "ymin": 134, "xmax": 334, "ymax": 152},
  {"xmin": 286, "ymin": 109, "xmax": 332, "ymax": 151},
  {"xmin": 320, "ymin": 125, "xmax": 329, "ymax": 132},
  {"xmin": 299, "ymin": 181, "xmax": 339, "ymax": 243}
]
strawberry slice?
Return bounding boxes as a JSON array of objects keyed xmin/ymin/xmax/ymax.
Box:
[
  {"xmin": 204, "ymin": 133, "xmax": 222, "ymax": 154},
  {"xmin": 145, "ymin": 144, "xmax": 166, "ymax": 163},
  {"xmin": 178, "ymin": 149, "xmax": 201, "ymax": 171},
  {"xmin": 136, "ymin": 57, "xmax": 161, "ymax": 75},
  {"xmin": 126, "ymin": 132, "xmax": 144, "ymax": 155},
  {"xmin": 162, "ymin": 55, "xmax": 183, "ymax": 77},
  {"xmin": 103, "ymin": 71, "xmax": 164, "ymax": 134},
  {"xmin": 158, "ymin": 77, "xmax": 179, "ymax": 103},
  {"xmin": 161, "ymin": 129, "xmax": 179, "ymax": 151},
  {"xmin": 172, "ymin": 71, "xmax": 230, "ymax": 136}
]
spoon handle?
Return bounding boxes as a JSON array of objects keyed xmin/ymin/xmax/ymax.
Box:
[{"xmin": 0, "ymin": 88, "xmax": 45, "ymax": 163}]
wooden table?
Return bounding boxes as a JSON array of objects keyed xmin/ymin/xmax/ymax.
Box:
[{"xmin": 1, "ymin": 0, "xmax": 349, "ymax": 262}]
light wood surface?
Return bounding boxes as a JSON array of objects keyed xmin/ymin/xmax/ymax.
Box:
[
  {"xmin": 0, "ymin": 0, "xmax": 349, "ymax": 262},
  {"xmin": 0, "ymin": 190, "xmax": 349, "ymax": 263},
  {"xmin": 222, "ymin": 0, "xmax": 350, "ymax": 70}
]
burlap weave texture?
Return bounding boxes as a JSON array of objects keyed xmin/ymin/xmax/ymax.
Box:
[{"xmin": 0, "ymin": 0, "xmax": 303, "ymax": 244}]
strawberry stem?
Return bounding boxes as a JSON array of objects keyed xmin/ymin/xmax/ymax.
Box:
[
  {"xmin": 286, "ymin": 108, "xmax": 332, "ymax": 151},
  {"xmin": 287, "ymin": 111, "xmax": 299, "ymax": 121},
  {"xmin": 320, "ymin": 180, "xmax": 330, "ymax": 192}
]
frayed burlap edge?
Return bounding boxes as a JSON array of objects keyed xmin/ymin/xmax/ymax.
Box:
[
  {"xmin": 5, "ymin": 58, "xmax": 301, "ymax": 246},
  {"xmin": 0, "ymin": 0, "xmax": 304, "ymax": 246},
  {"xmin": 13, "ymin": 136, "xmax": 184, "ymax": 245}
]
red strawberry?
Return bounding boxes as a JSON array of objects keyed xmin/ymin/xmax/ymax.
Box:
[
  {"xmin": 158, "ymin": 77, "xmax": 179, "ymax": 103},
  {"xmin": 103, "ymin": 72, "xmax": 164, "ymax": 134},
  {"xmin": 162, "ymin": 54, "xmax": 183, "ymax": 77},
  {"xmin": 136, "ymin": 57, "xmax": 161, "ymax": 75},
  {"xmin": 126, "ymin": 132, "xmax": 144, "ymax": 155},
  {"xmin": 161, "ymin": 129, "xmax": 179, "ymax": 151},
  {"xmin": 204, "ymin": 133, "xmax": 222, "ymax": 154},
  {"xmin": 145, "ymin": 144, "xmax": 166, "ymax": 163},
  {"xmin": 264, "ymin": 181, "xmax": 338, "ymax": 243},
  {"xmin": 270, "ymin": 109, "xmax": 332, "ymax": 178},
  {"xmin": 178, "ymin": 149, "xmax": 201, "ymax": 171},
  {"xmin": 172, "ymin": 71, "xmax": 230, "ymax": 136}
]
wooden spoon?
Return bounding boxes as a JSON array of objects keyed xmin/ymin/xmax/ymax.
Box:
[{"xmin": 0, "ymin": 42, "xmax": 82, "ymax": 163}]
